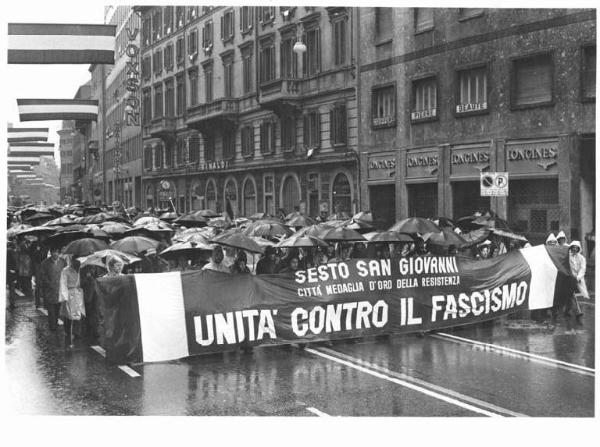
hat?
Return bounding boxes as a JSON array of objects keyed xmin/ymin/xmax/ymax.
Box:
[
  {"xmin": 479, "ymin": 240, "xmax": 492, "ymax": 246},
  {"xmin": 546, "ymin": 233, "xmax": 557, "ymax": 243},
  {"xmin": 556, "ymin": 230, "xmax": 566, "ymax": 240},
  {"xmin": 569, "ymin": 240, "xmax": 582, "ymax": 250}
]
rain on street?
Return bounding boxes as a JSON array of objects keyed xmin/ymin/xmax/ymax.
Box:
[{"xmin": 5, "ymin": 296, "xmax": 594, "ymax": 417}]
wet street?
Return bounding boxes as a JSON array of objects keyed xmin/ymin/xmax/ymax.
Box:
[{"xmin": 5, "ymin": 297, "xmax": 595, "ymax": 417}]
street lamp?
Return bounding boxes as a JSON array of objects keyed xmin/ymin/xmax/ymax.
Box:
[{"xmin": 293, "ymin": 39, "xmax": 306, "ymax": 55}]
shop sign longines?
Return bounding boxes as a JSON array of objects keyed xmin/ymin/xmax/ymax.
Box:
[
  {"xmin": 505, "ymin": 139, "xmax": 558, "ymax": 174},
  {"xmin": 406, "ymin": 148, "xmax": 438, "ymax": 178},
  {"xmin": 451, "ymin": 145, "xmax": 491, "ymax": 177},
  {"xmin": 368, "ymin": 152, "xmax": 396, "ymax": 181}
]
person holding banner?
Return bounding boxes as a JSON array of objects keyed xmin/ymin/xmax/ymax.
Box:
[
  {"xmin": 546, "ymin": 233, "xmax": 558, "ymax": 246},
  {"xmin": 568, "ymin": 241, "xmax": 587, "ymax": 326},
  {"xmin": 256, "ymin": 246, "xmax": 277, "ymax": 275},
  {"xmin": 202, "ymin": 246, "xmax": 230, "ymax": 273}
]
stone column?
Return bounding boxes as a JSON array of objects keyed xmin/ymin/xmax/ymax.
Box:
[
  {"xmin": 558, "ymin": 133, "xmax": 579, "ymax": 240},
  {"xmin": 438, "ymin": 143, "xmax": 451, "ymax": 218},
  {"xmin": 396, "ymin": 148, "xmax": 408, "ymax": 219},
  {"xmin": 493, "ymin": 138, "xmax": 508, "ymax": 219}
]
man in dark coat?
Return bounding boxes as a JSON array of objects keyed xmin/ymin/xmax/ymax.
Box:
[
  {"xmin": 30, "ymin": 238, "xmax": 49, "ymax": 308},
  {"xmin": 39, "ymin": 248, "xmax": 67, "ymax": 331},
  {"xmin": 6, "ymin": 242, "xmax": 18, "ymax": 309}
]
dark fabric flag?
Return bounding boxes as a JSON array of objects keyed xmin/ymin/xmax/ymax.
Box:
[
  {"xmin": 8, "ymin": 23, "xmax": 116, "ymax": 64},
  {"xmin": 7, "ymin": 127, "xmax": 49, "ymax": 142},
  {"xmin": 17, "ymin": 99, "xmax": 98, "ymax": 122}
]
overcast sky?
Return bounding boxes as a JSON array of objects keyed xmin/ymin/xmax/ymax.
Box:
[{"xmin": 4, "ymin": 2, "xmax": 106, "ymax": 165}]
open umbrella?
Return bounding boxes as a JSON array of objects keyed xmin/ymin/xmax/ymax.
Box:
[
  {"xmin": 24, "ymin": 212, "xmax": 55, "ymax": 225},
  {"xmin": 7, "ymin": 224, "xmax": 32, "ymax": 238},
  {"xmin": 208, "ymin": 217, "xmax": 232, "ymax": 229},
  {"xmin": 110, "ymin": 236, "xmax": 160, "ymax": 255},
  {"xmin": 295, "ymin": 223, "xmax": 334, "ymax": 238},
  {"xmin": 63, "ymin": 238, "xmax": 108, "ymax": 257},
  {"xmin": 133, "ymin": 216, "xmax": 162, "ymax": 226},
  {"xmin": 389, "ymin": 217, "xmax": 441, "ymax": 235},
  {"xmin": 251, "ymin": 237, "xmax": 277, "ymax": 248},
  {"xmin": 77, "ymin": 249, "xmax": 140, "ymax": 269},
  {"xmin": 248, "ymin": 212, "xmax": 276, "ymax": 221},
  {"xmin": 44, "ymin": 214, "xmax": 80, "ymax": 227},
  {"xmin": 160, "ymin": 240, "xmax": 215, "ymax": 258},
  {"xmin": 432, "ymin": 217, "xmax": 456, "ymax": 229},
  {"xmin": 174, "ymin": 226, "xmax": 218, "ymax": 242},
  {"xmin": 78, "ymin": 212, "xmax": 128, "ymax": 225},
  {"xmin": 211, "ymin": 232, "xmax": 263, "ymax": 253},
  {"xmin": 173, "ymin": 213, "xmax": 208, "ymax": 227},
  {"xmin": 276, "ymin": 235, "xmax": 330, "ymax": 248},
  {"xmin": 461, "ymin": 228, "xmax": 491, "ymax": 246},
  {"xmin": 190, "ymin": 209, "xmax": 221, "ymax": 218},
  {"xmin": 344, "ymin": 218, "xmax": 375, "ymax": 233},
  {"xmin": 243, "ymin": 220, "xmax": 293, "ymax": 238},
  {"xmin": 124, "ymin": 223, "xmax": 173, "ymax": 241},
  {"xmin": 368, "ymin": 231, "xmax": 414, "ymax": 244},
  {"xmin": 46, "ymin": 230, "xmax": 89, "ymax": 248},
  {"xmin": 490, "ymin": 228, "xmax": 528, "ymax": 242},
  {"xmin": 84, "ymin": 227, "xmax": 111, "ymax": 241},
  {"xmin": 286, "ymin": 215, "xmax": 317, "ymax": 227},
  {"xmin": 320, "ymin": 227, "xmax": 366, "ymax": 242},
  {"xmin": 352, "ymin": 212, "xmax": 373, "ymax": 223},
  {"xmin": 16, "ymin": 226, "xmax": 57, "ymax": 237},
  {"xmin": 159, "ymin": 212, "xmax": 180, "ymax": 222},
  {"xmin": 424, "ymin": 227, "xmax": 468, "ymax": 247},
  {"xmin": 101, "ymin": 221, "xmax": 133, "ymax": 236}
]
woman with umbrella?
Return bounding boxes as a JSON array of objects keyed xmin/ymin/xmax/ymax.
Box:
[{"xmin": 59, "ymin": 256, "xmax": 85, "ymax": 346}]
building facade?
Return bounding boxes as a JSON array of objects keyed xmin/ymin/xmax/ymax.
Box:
[
  {"xmin": 58, "ymin": 123, "xmax": 75, "ymax": 203},
  {"xmin": 358, "ymin": 8, "xmax": 596, "ymax": 247},
  {"xmin": 139, "ymin": 6, "xmax": 359, "ymax": 216}
]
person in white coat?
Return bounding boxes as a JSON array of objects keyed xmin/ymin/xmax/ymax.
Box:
[
  {"xmin": 556, "ymin": 230, "xmax": 567, "ymax": 246},
  {"xmin": 568, "ymin": 240, "xmax": 586, "ymax": 325},
  {"xmin": 546, "ymin": 233, "xmax": 557, "ymax": 245}
]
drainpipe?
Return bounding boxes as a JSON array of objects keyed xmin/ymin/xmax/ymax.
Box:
[{"xmin": 354, "ymin": 7, "xmax": 362, "ymax": 213}]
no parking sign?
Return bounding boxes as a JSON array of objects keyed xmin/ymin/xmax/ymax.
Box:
[{"xmin": 480, "ymin": 172, "xmax": 509, "ymax": 196}]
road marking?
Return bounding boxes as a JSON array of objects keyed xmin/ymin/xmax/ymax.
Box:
[
  {"xmin": 306, "ymin": 407, "xmax": 330, "ymax": 417},
  {"xmin": 37, "ymin": 308, "xmax": 64, "ymax": 325},
  {"xmin": 90, "ymin": 345, "xmax": 106, "ymax": 358},
  {"xmin": 432, "ymin": 332, "xmax": 595, "ymax": 376},
  {"xmin": 306, "ymin": 347, "xmax": 511, "ymax": 417},
  {"xmin": 118, "ymin": 365, "xmax": 141, "ymax": 377},
  {"xmin": 15, "ymin": 289, "xmax": 24, "ymax": 297}
]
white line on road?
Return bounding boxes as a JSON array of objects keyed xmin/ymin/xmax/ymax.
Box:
[
  {"xmin": 90, "ymin": 345, "xmax": 106, "ymax": 358},
  {"xmin": 306, "ymin": 347, "xmax": 509, "ymax": 417},
  {"xmin": 15, "ymin": 289, "xmax": 24, "ymax": 297},
  {"xmin": 306, "ymin": 407, "xmax": 330, "ymax": 417},
  {"xmin": 432, "ymin": 332, "xmax": 595, "ymax": 376},
  {"xmin": 118, "ymin": 365, "xmax": 141, "ymax": 377},
  {"xmin": 37, "ymin": 308, "xmax": 63, "ymax": 325}
]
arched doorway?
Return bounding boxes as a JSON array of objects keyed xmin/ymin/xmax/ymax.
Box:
[
  {"xmin": 281, "ymin": 173, "xmax": 300, "ymax": 214},
  {"xmin": 332, "ymin": 172, "xmax": 352, "ymax": 215},
  {"xmin": 205, "ymin": 179, "xmax": 217, "ymax": 212},
  {"xmin": 224, "ymin": 178, "xmax": 238, "ymax": 217},
  {"xmin": 242, "ymin": 176, "xmax": 257, "ymax": 217}
]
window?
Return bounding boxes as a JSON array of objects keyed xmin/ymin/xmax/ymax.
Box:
[
  {"xmin": 165, "ymin": 79, "xmax": 174, "ymax": 117},
  {"xmin": 372, "ymin": 85, "xmax": 396, "ymax": 128},
  {"xmin": 243, "ymin": 178, "xmax": 257, "ymax": 216},
  {"xmin": 202, "ymin": 6, "xmax": 214, "ymax": 15},
  {"xmin": 411, "ymin": 77, "xmax": 437, "ymax": 121},
  {"xmin": 281, "ymin": 116, "xmax": 296, "ymax": 152},
  {"xmin": 260, "ymin": 121, "xmax": 276, "ymax": 154},
  {"xmin": 188, "ymin": 30, "xmax": 198, "ymax": 56},
  {"xmin": 176, "ymin": 74, "xmax": 186, "ymax": 116},
  {"xmin": 142, "ymin": 17, "xmax": 151, "ymax": 47},
  {"xmin": 154, "ymin": 143, "xmax": 163, "ymax": 169},
  {"xmin": 456, "ymin": 66, "xmax": 488, "ymax": 114},
  {"xmin": 152, "ymin": 49, "xmax": 162, "ymax": 75},
  {"xmin": 263, "ymin": 174, "xmax": 275, "ymax": 215},
  {"xmin": 280, "ymin": 36, "xmax": 297, "ymax": 78},
  {"xmin": 415, "ymin": 8, "xmax": 434, "ymax": 33},
  {"xmin": 141, "ymin": 56, "xmax": 151, "ymax": 80},
  {"xmin": 176, "ymin": 37, "xmax": 185, "ymax": 65},
  {"xmin": 512, "ymin": 53, "xmax": 553, "ymax": 107},
  {"xmin": 582, "ymin": 45, "xmax": 596, "ymax": 100},
  {"xmin": 144, "ymin": 145, "xmax": 153, "ymax": 170},
  {"xmin": 204, "ymin": 135, "xmax": 215, "ymax": 161},
  {"xmin": 223, "ymin": 132, "xmax": 235, "ymax": 160},
  {"xmin": 303, "ymin": 27, "xmax": 321, "ymax": 76},
  {"xmin": 242, "ymin": 51, "xmax": 253, "ymax": 94},
  {"xmin": 164, "ymin": 44, "xmax": 174, "ymax": 71},
  {"xmin": 223, "ymin": 59, "xmax": 233, "ymax": 98},
  {"xmin": 176, "ymin": 139, "xmax": 184, "ymax": 167},
  {"xmin": 375, "ymin": 7, "xmax": 392, "ymax": 42},
  {"xmin": 164, "ymin": 6, "xmax": 174, "ymax": 35},
  {"xmin": 330, "ymin": 104, "xmax": 347, "ymax": 146},
  {"xmin": 332, "ymin": 173, "xmax": 352, "ymax": 215},
  {"xmin": 153, "ymin": 9, "xmax": 163, "ymax": 42},
  {"xmin": 206, "ymin": 179, "xmax": 217, "ymax": 211},
  {"xmin": 303, "ymin": 110, "xmax": 320, "ymax": 148},
  {"xmin": 202, "ymin": 20, "xmax": 214, "ymax": 53},
  {"xmin": 188, "ymin": 6, "xmax": 199, "ymax": 22},
  {"xmin": 153, "ymin": 84, "xmax": 163, "ymax": 118},
  {"xmin": 204, "ymin": 64, "xmax": 213, "ymax": 102},
  {"xmin": 241, "ymin": 125, "xmax": 254, "ymax": 157},
  {"xmin": 175, "ymin": 6, "xmax": 185, "ymax": 29},
  {"xmin": 188, "ymin": 69, "xmax": 198, "ymax": 107},
  {"xmin": 259, "ymin": 7, "xmax": 275, "ymax": 25},
  {"xmin": 240, "ymin": 6, "xmax": 253, "ymax": 33},
  {"xmin": 189, "ymin": 134, "xmax": 200, "ymax": 163},
  {"xmin": 164, "ymin": 141, "xmax": 173, "ymax": 168},
  {"xmin": 333, "ymin": 18, "xmax": 347, "ymax": 66},
  {"xmin": 259, "ymin": 41, "xmax": 276, "ymax": 83},
  {"xmin": 221, "ymin": 9, "xmax": 234, "ymax": 43},
  {"xmin": 459, "ymin": 9, "xmax": 484, "ymax": 20}
]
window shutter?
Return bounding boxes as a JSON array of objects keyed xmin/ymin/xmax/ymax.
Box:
[
  {"xmin": 231, "ymin": 13, "xmax": 234, "ymax": 37},
  {"xmin": 341, "ymin": 105, "xmax": 347, "ymax": 144},
  {"xmin": 303, "ymin": 114, "xmax": 309, "ymax": 146},
  {"xmin": 271, "ymin": 121, "xmax": 276, "ymax": 153},
  {"xmin": 317, "ymin": 29, "xmax": 321, "ymax": 72},
  {"xmin": 220, "ymin": 15, "xmax": 224, "ymax": 40},
  {"xmin": 316, "ymin": 112, "xmax": 321, "ymax": 147}
]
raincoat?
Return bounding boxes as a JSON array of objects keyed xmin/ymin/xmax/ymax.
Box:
[{"xmin": 569, "ymin": 250, "xmax": 589, "ymax": 299}]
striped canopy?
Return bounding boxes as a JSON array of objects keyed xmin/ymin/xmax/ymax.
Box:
[
  {"xmin": 7, "ymin": 127, "xmax": 49, "ymax": 142},
  {"xmin": 17, "ymin": 99, "xmax": 98, "ymax": 122},
  {"xmin": 8, "ymin": 23, "xmax": 116, "ymax": 64},
  {"xmin": 9, "ymin": 142, "xmax": 54, "ymax": 157}
]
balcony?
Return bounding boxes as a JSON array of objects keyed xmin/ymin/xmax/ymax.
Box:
[
  {"xmin": 144, "ymin": 116, "xmax": 177, "ymax": 139},
  {"xmin": 258, "ymin": 78, "xmax": 302, "ymax": 114},
  {"xmin": 186, "ymin": 98, "xmax": 239, "ymax": 134}
]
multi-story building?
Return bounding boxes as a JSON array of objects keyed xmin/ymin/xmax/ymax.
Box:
[
  {"xmin": 70, "ymin": 81, "xmax": 93, "ymax": 203},
  {"xmin": 359, "ymin": 8, "xmax": 595, "ymax": 247},
  {"xmin": 138, "ymin": 6, "xmax": 359, "ymax": 217},
  {"xmin": 58, "ymin": 121, "xmax": 75, "ymax": 203}
]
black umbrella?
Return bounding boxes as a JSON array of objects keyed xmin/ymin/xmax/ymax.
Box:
[
  {"xmin": 389, "ymin": 217, "xmax": 441, "ymax": 235},
  {"xmin": 159, "ymin": 212, "xmax": 180, "ymax": 221},
  {"xmin": 425, "ymin": 227, "xmax": 468, "ymax": 247},
  {"xmin": 367, "ymin": 231, "xmax": 414, "ymax": 243},
  {"xmin": 16, "ymin": 226, "xmax": 57, "ymax": 237},
  {"xmin": 24, "ymin": 212, "xmax": 55, "ymax": 225},
  {"xmin": 110, "ymin": 236, "xmax": 160, "ymax": 255},
  {"xmin": 173, "ymin": 213, "xmax": 208, "ymax": 227},
  {"xmin": 47, "ymin": 230, "xmax": 90, "ymax": 248},
  {"xmin": 243, "ymin": 220, "xmax": 293, "ymax": 238},
  {"xmin": 286, "ymin": 215, "xmax": 317, "ymax": 227},
  {"xmin": 191, "ymin": 209, "xmax": 221, "ymax": 218},
  {"xmin": 320, "ymin": 227, "xmax": 366, "ymax": 242},
  {"xmin": 63, "ymin": 238, "xmax": 109, "ymax": 257},
  {"xmin": 211, "ymin": 232, "xmax": 264, "ymax": 253}
]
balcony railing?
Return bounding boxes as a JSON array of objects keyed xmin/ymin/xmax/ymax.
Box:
[
  {"xmin": 147, "ymin": 116, "xmax": 177, "ymax": 138},
  {"xmin": 186, "ymin": 98, "xmax": 239, "ymax": 132},
  {"xmin": 258, "ymin": 78, "xmax": 302, "ymax": 112}
]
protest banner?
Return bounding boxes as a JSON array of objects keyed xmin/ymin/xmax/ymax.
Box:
[{"xmin": 96, "ymin": 245, "xmax": 574, "ymax": 364}]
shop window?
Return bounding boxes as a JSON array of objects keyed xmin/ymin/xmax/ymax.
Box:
[
  {"xmin": 372, "ymin": 84, "xmax": 396, "ymax": 128},
  {"xmin": 414, "ymin": 8, "xmax": 434, "ymax": 33},
  {"xmin": 223, "ymin": 132, "xmax": 235, "ymax": 160},
  {"xmin": 188, "ymin": 69, "xmax": 198, "ymax": 107},
  {"xmin": 164, "ymin": 79, "xmax": 174, "ymax": 117},
  {"xmin": 281, "ymin": 175, "xmax": 300, "ymax": 214},
  {"xmin": 280, "ymin": 36, "xmax": 297, "ymax": 78},
  {"xmin": 189, "ymin": 134, "xmax": 200, "ymax": 164},
  {"xmin": 456, "ymin": 66, "xmax": 488, "ymax": 114},
  {"xmin": 281, "ymin": 116, "xmax": 296, "ymax": 152},
  {"xmin": 458, "ymin": 9, "xmax": 484, "ymax": 20},
  {"xmin": 411, "ymin": 76, "xmax": 437, "ymax": 122},
  {"xmin": 330, "ymin": 104, "xmax": 347, "ymax": 146},
  {"xmin": 259, "ymin": 40, "xmax": 276, "ymax": 84},
  {"xmin": 332, "ymin": 173, "xmax": 352, "ymax": 215},
  {"xmin": 260, "ymin": 121, "xmax": 276, "ymax": 155},
  {"xmin": 220, "ymin": 9, "xmax": 235, "ymax": 43},
  {"xmin": 375, "ymin": 7, "xmax": 393, "ymax": 42},
  {"xmin": 332, "ymin": 16, "xmax": 347, "ymax": 66},
  {"xmin": 240, "ymin": 6, "xmax": 254, "ymax": 34},
  {"xmin": 243, "ymin": 178, "xmax": 257, "ymax": 216},
  {"xmin": 303, "ymin": 110, "xmax": 320, "ymax": 149},
  {"xmin": 511, "ymin": 53, "xmax": 553, "ymax": 108},
  {"xmin": 408, "ymin": 183, "xmax": 437, "ymax": 218},
  {"xmin": 582, "ymin": 45, "xmax": 596, "ymax": 100},
  {"xmin": 204, "ymin": 134, "xmax": 215, "ymax": 161},
  {"xmin": 241, "ymin": 125, "xmax": 254, "ymax": 157},
  {"xmin": 302, "ymin": 27, "xmax": 321, "ymax": 76},
  {"xmin": 153, "ymin": 83, "xmax": 163, "ymax": 118}
]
